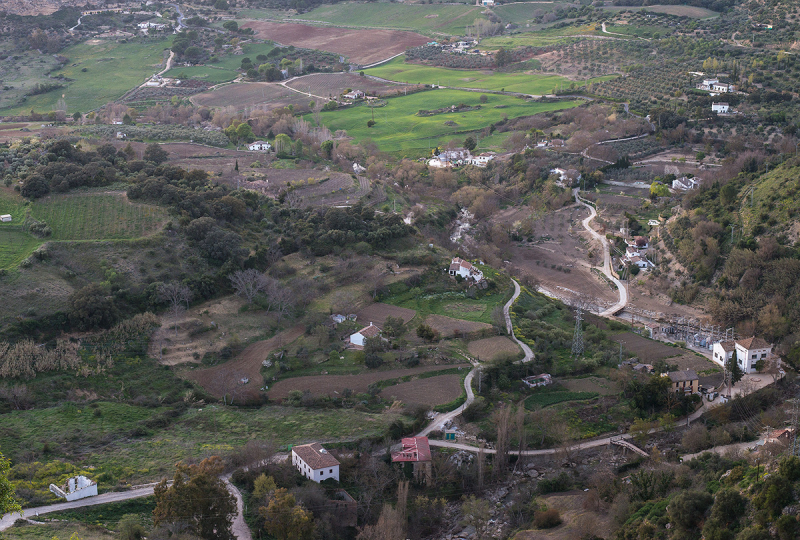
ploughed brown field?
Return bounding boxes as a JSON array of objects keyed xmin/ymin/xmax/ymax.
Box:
[{"xmin": 240, "ymin": 21, "xmax": 428, "ymax": 65}]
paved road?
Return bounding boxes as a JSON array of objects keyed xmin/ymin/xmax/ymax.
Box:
[
  {"xmin": 417, "ymin": 360, "xmax": 478, "ymax": 437},
  {"xmin": 429, "ymin": 432, "xmax": 635, "ymax": 456},
  {"xmin": 574, "ymin": 190, "xmax": 628, "ymax": 316},
  {"xmin": 222, "ymin": 474, "xmax": 253, "ymax": 540},
  {"xmin": 505, "ymin": 278, "xmax": 534, "ymax": 363},
  {"xmin": 0, "ymin": 485, "xmax": 158, "ymax": 532}
]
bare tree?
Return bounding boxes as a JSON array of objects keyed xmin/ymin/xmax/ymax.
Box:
[
  {"xmin": 229, "ymin": 269, "xmax": 269, "ymax": 304},
  {"xmin": 159, "ymin": 282, "xmax": 193, "ymax": 337},
  {"xmin": 493, "ymin": 404, "xmax": 512, "ymax": 479},
  {"xmin": 266, "ymin": 279, "xmax": 294, "ymax": 321},
  {"xmin": 0, "ymin": 384, "xmax": 32, "ymax": 410}
]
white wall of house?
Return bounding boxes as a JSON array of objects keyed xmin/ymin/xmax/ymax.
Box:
[
  {"xmin": 291, "ymin": 452, "xmax": 340, "ymax": 482},
  {"xmin": 735, "ymin": 343, "xmax": 770, "ymax": 373},
  {"xmin": 351, "ymin": 331, "xmax": 367, "ymax": 347}
]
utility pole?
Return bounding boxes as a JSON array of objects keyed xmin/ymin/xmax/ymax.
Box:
[{"xmin": 571, "ymin": 306, "xmax": 584, "ymax": 357}]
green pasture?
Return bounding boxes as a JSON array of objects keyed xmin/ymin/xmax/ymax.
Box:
[
  {"xmin": 0, "ymin": 45, "xmax": 63, "ymax": 111},
  {"xmin": 481, "ymin": 24, "xmax": 599, "ymax": 48},
  {"xmin": 163, "ymin": 42, "xmax": 276, "ymax": 82},
  {"xmin": 312, "ymin": 88, "xmax": 580, "ymax": 153},
  {"xmin": 2, "ymin": 38, "xmax": 173, "ymax": 116},
  {"xmin": 381, "ymin": 267, "xmax": 511, "ymax": 324},
  {"xmin": 492, "ymin": 3, "xmax": 563, "ymax": 25},
  {"xmin": 1, "ymin": 402, "xmax": 408, "ymax": 489},
  {"xmin": 293, "ymin": 3, "xmax": 484, "ymax": 36},
  {"xmin": 0, "ymin": 229, "xmax": 43, "ymax": 269},
  {"xmin": 364, "ymin": 55, "xmax": 608, "ymax": 95},
  {"xmin": 524, "ymin": 387, "xmax": 599, "ymax": 409},
  {"xmin": 32, "ymin": 194, "xmax": 169, "ymax": 241}
]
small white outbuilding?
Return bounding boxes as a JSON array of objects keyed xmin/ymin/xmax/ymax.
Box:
[{"xmin": 0, "ymin": 215, "xmax": 11, "ymax": 222}]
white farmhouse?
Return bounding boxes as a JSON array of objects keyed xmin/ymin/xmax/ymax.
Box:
[
  {"xmin": 448, "ymin": 257, "xmax": 484, "ymax": 282},
  {"xmin": 343, "ymin": 90, "xmax": 365, "ymax": 100},
  {"xmin": 696, "ymin": 78, "xmax": 718, "ymax": 91},
  {"xmin": 291, "ymin": 443, "xmax": 340, "ymax": 483},
  {"xmin": 711, "ymin": 102, "xmax": 729, "ymax": 114},
  {"xmin": 672, "ymin": 177, "xmax": 700, "ymax": 191},
  {"xmin": 712, "ymin": 82, "xmax": 734, "ymax": 93},
  {"xmin": 248, "ymin": 141, "xmax": 272, "ymax": 151},
  {"xmin": 427, "ymin": 157, "xmax": 452, "ymax": 169},
  {"xmin": 49, "ymin": 476, "xmax": 98, "ymax": 502},
  {"xmin": 468, "ymin": 152, "xmax": 495, "ymax": 167},
  {"xmin": 350, "ymin": 322, "xmax": 381, "ymax": 347},
  {"xmin": 711, "ymin": 337, "xmax": 772, "ymax": 373}
]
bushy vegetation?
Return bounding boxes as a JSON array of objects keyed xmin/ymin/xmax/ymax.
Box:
[{"xmin": 82, "ymin": 124, "xmax": 230, "ymax": 147}]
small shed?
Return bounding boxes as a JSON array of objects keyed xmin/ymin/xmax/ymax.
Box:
[
  {"xmin": 0, "ymin": 215, "xmax": 12, "ymax": 222},
  {"xmin": 49, "ymin": 476, "xmax": 98, "ymax": 501}
]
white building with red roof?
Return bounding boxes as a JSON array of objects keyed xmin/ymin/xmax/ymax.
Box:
[
  {"xmin": 448, "ymin": 257, "xmax": 484, "ymax": 282},
  {"xmin": 712, "ymin": 336, "xmax": 772, "ymax": 373},
  {"xmin": 291, "ymin": 443, "xmax": 340, "ymax": 483},
  {"xmin": 350, "ymin": 322, "xmax": 381, "ymax": 347}
]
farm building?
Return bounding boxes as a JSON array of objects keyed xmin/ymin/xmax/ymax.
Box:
[
  {"xmin": 550, "ymin": 167, "xmax": 581, "ymax": 187},
  {"xmin": 522, "ymin": 373, "xmax": 552, "ymax": 388},
  {"xmin": 672, "ymin": 177, "xmax": 700, "ymax": 191},
  {"xmin": 248, "ymin": 141, "xmax": 272, "ymax": 151},
  {"xmin": 353, "ymin": 163, "xmax": 366, "ymax": 174},
  {"xmin": 712, "ymin": 337, "xmax": 773, "ymax": 373},
  {"xmin": 480, "ymin": 0, "xmax": 495, "ymax": 5},
  {"xmin": 711, "ymin": 102, "xmax": 730, "ymax": 114},
  {"xmin": 0, "ymin": 215, "xmax": 11, "ymax": 222},
  {"xmin": 696, "ymin": 78, "xmax": 718, "ymax": 91},
  {"xmin": 666, "ymin": 370, "xmax": 699, "ymax": 395},
  {"xmin": 350, "ymin": 322, "xmax": 381, "ymax": 347},
  {"xmin": 49, "ymin": 475, "xmax": 98, "ymax": 502},
  {"xmin": 468, "ymin": 152, "xmax": 495, "ymax": 167},
  {"xmin": 448, "ymin": 257, "xmax": 484, "ymax": 282},
  {"xmin": 392, "ymin": 436, "xmax": 432, "ymax": 483},
  {"xmin": 291, "ymin": 443, "xmax": 340, "ymax": 483},
  {"xmin": 343, "ymin": 90, "xmax": 365, "ymax": 99}
]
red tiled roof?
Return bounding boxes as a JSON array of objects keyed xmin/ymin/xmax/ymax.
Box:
[
  {"xmin": 292, "ymin": 443, "xmax": 340, "ymax": 470},
  {"xmin": 717, "ymin": 340, "xmax": 735, "ymax": 352},
  {"xmin": 391, "ymin": 437, "xmax": 432, "ymax": 462},
  {"xmin": 737, "ymin": 336, "xmax": 770, "ymax": 350},
  {"xmin": 357, "ymin": 323, "xmax": 381, "ymax": 338}
]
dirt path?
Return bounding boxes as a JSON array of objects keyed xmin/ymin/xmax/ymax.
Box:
[
  {"xmin": 222, "ymin": 474, "xmax": 252, "ymax": 540},
  {"xmin": 505, "ymin": 278, "xmax": 534, "ymax": 363},
  {"xmin": 575, "ymin": 190, "xmax": 627, "ymax": 316}
]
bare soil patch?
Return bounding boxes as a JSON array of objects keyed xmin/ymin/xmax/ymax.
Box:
[
  {"xmin": 425, "ymin": 314, "xmax": 492, "ymax": 337},
  {"xmin": 664, "ymin": 352, "xmax": 719, "ymax": 373},
  {"xmin": 240, "ymin": 21, "xmax": 428, "ymax": 64},
  {"xmin": 286, "ymin": 72, "xmax": 422, "ymax": 98},
  {"xmin": 191, "ymin": 82, "xmax": 308, "ymax": 110},
  {"xmin": 186, "ymin": 325, "xmax": 306, "ymax": 403},
  {"xmin": 356, "ymin": 302, "xmax": 417, "ymax": 326},
  {"xmin": 468, "ymin": 336, "xmax": 521, "ymax": 361},
  {"xmin": 560, "ymin": 376, "xmax": 619, "ymax": 396},
  {"xmin": 267, "ymin": 364, "xmax": 469, "ymax": 400},
  {"xmin": 382, "ymin": 375, "xmax": 464, "ymax": 406}
]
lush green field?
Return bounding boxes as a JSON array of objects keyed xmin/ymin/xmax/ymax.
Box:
[
  {"xmin": 481, "ymin": 24, "xmax": 599, "ymax": 48},
  {"xmin": 524, "ymin": 389, "xmax": 600, "ymax": 409},
  {"xmin": 0, "ymin": 229, "xmax": 43, "ymax": 269},
  {"xmin": 163, "ymin": 42, "xmax": 275, "ymax": 83},
  {"xmin": 601, "ymin": 4, "xmax": 719, "ymax": 18},
  {"xmin": 292, "ymin": 3, "xmax": 484, "ymax": 36},
  {"xmin": 2, "ymin": 38, "xmax": 173, "ymax": 116},
  {"xmin": 312, "ymin": 88, "xmax": 579, "ymax": 153},
  {"xmin": 1, "ymin": 402, "xmax": 408, "ymax": 490},
  {"xmin": 32, "ymin": 194, "xmax": 169, "ymax": 241},
  {"xmin": 364, "ymin": 55, "xmax": 608, "ymax": 95}
]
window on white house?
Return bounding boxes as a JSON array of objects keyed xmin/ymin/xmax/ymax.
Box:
[{"xmin": 330, "ymin": 469, "xmax": 333, "ymax": 473}]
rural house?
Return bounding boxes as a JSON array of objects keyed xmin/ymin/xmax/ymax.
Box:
[
  {"xmin": 248, "ymin": 141, "xmax": 271, "ymax": 151},
  {"xmin": 672, "ymin": 177, "xmax": 700, "ymax": 191},
  {"xmin": 350, "ymin": 322, "xmax": 381, "ymax": 347},
  {"xmin": 392, "ymin": 436, "xmax": 432, "ymax": 483},
  {"xmin": 712, "ymin": 337, "xmax": 773, "ymax": 373},
  {"xmin": 696, "ymin": 78, "xmax": 718, "ymax": 91},
  {"xmin": 468, "ymin": 152, "xmax": 495, "ymax": 167},
  {"xmin": 343, "ymin": 90, "xmax": 365, "ymax": 100},
  {"xmin": 291, "ymin": 443, "xmax": 340, "ymax": 483},
  {"xmin": 448, "ymin": 257, "xmax": 484, "ymax": 282},
  {"xmin": 666, "ymin": 369, "xmax": 699, "ymax": 395},
  {"xmin": 712, "ymin": 102, "xmax": 730, "ymax": 114}
]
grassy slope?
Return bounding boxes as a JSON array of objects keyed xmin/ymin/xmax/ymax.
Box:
[
  {"xmin": 1, "ymin": 402, "xmax": 405, "ymax": 487},
  {"xmin": 0, "ymin": 45, "xmax": 63, "ymax": 111},
  {"xmin": 364, "ymin": 55, "xmax": 610, "ymax": 95},
  {"xmin": 312, "ymin": 88, "xmax": 580, "ymax": 152},
  {"xmin": 2, "ymin": 37, "xmax": 173, "ymax": 116},
  {"xmin": 741, "ymin": 162, "xmax": 800, "ymax": 236},
  {"xmin": 163, "ymin": 42, "xmax": 275, "ymax": 83},
  {"xmin": 481, "ymin": 24, "xmax": 599, "ymax": 48},
  {"xmin": 295, "ymin": 3, "xmax": 483, "ymax": 35}
]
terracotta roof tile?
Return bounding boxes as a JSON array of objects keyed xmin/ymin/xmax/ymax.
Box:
[
  {"xmin": 292, "ymin": 443, "xmax": 340, "ymax": 470},
  {"xmin": 736, "ymin": 336, "xmax": 770, "ymax": 350}
]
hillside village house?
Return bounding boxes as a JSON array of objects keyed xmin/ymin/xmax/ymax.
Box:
[
  {"xmin": 672, "ymin": 177, "xmax": 700, "ymax": 191},
  {"xmin": 248, "ymin": 141, "xmax": 271, "ymax": 151},
  {"xmin": 448, "ymin": 257, "xmax": 484, "ymax": 282},
  {"xmin": 343, "ymin": 90, "xmax": 365, "ymax": 100},
  {"xmin": 392, "ymin": 436, "xmax": 432, "ymax": 483},
  {"xmin": 291, "ymin": 443, "xmax": 340, "ymax": 483},
  {"xmin": 468, "ymin": 152, "xmax": 495, "ymax": 167},
  {"xmin": 667, "ymin": 369, "xmax": 699, "ymax": 395},
  {"xmin": 350, "ymin": 322, "xmax": 381, "ymax": 347},
  {"xmin": 712, "ymin": 337, "xmax": 773, "ymax": 373},
  {"xmin": 712, "ymin": 102, "xmax": 730, "ymax": 114}
]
